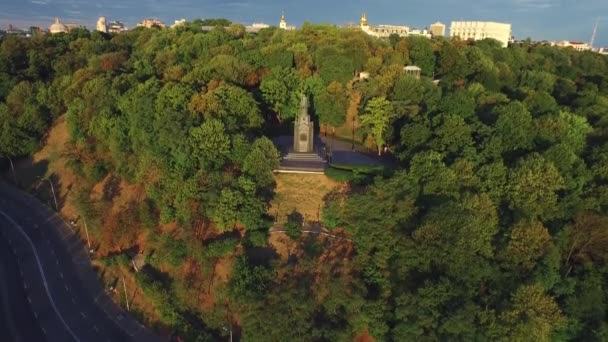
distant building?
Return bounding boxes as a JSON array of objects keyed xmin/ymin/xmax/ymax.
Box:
[
  {"xmin": 598, "ymin": 47, "xmax": 608, "ymax": 55},
  {"xmin": 555, "ymin": 40, "xmax": 591, "ymax": 52},
  {"xmin": 49, "ymin": 17, "xmax": 69, "ymax": 34},
  {"xmin": 65, "ymin": 23, "xmax": 83, "ymax": 31},
  {"xmin": 450, "ymin": 21, "xmax": 512, "ymax": 47},
  {"xmin": 5, "ymin": 24, "xmax": 29, "ymax": 36},
  {"xmin": 108, "ymin": 21, "xmax": 127, "ymax": 33},
  {"xmin": 171, "ymin": 19, "xmax": 187, "ymax": 28},
  {"xmin": 404, "ymin": 65, "xmax": 422, "ymax": 79},
  {"xmin": 96, "ymin": 16, "xmax": 108, "ymax": 33},
  {"xmin": 358, "ymin": 71, "xmax": 371, "ymax": 80},
  {"xmin": 359, "ymin": 13, "xmax": 430, "ymax": 38},
  {"xmin": 138, "ymin": 18, "xmax": 165, "ymax": 29},
  {"xmin": 246, "ymin": 22, "xmax": 270, "ymax": 33},
  {"xmin": 430, "ymin": 22, "xmax": 446, "ymax": 37},
  {"xmin": 279, "ymin": 12, "xmax": 296, "ymax": 30}
]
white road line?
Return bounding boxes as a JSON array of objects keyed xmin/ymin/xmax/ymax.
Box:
[
  {"xmin": 72, "ymin": 298, "xmax": 76, "ymax": 304},
  {"xmin": 60, "ymin": 272, "xmax": 64, "ymax": 279},
  {"xmin": 23, "ymin": 281, "xmax": 27, "ymax": 289},
  {"xmin": 27, "ymin": 296, "xmax": 32, "ymax": 304},
  {"xmin": 0, "ymin": 210, "xmax": 81, "ymax": 342},
  {"xmin": 41, "ymin": 327, "xmax": 47, "ymax": 335},
  {"xmin": 34, "ymin": 311, "xmax": 38, "ymax": 319},
  {"xmin": 93, "ymin": 325, "xmax": 99, "ymax": 332},
  {"xmin": 64, "ymin": 284, "xmax": 69, "ymax": 291},
  {"xmin": 81, "ymin": 312, "xmax": 87, "ymax": 318}
]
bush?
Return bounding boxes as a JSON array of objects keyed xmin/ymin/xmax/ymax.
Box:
[
  {"xmin": 203, "ymin": 237, "xmax": 239, "ymax": 258},
  {"xmin": 139, "ymin": 198, "xmax": 159, "ymax": 231},
  {"xmin": 285, "ymin": 211, "xmax": 303, "ymax": 241},
  {"xmin": 322, "ymin": 200, "xmax": 342, "ymax": 230},
  {"xmin": 164, "ymin": 236, "xmax": 189, "ymax": 267},
  {"xmin": 244, "ymin": 230, "xmax": 268, "ymax": 247},
  {"xmin": 87, "ymin": 160, "xmax": 110, "ymax": 183}
]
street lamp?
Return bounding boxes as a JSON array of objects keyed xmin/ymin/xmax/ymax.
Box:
[
  {"xmin": 1, "ymin": 155, "xmax": 17, "ymax": 184},
  {"xmin": 351, "ymin": 116, "xmax": 356, "ymax": 151},
  {"xmin": 38, "ymin": 176, "xmax": 58, "ymax": 211}
]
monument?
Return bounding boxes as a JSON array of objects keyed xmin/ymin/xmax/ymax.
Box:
[
  {"xmin": 293, "ymin": 94, "xmax": 314, "ymax": 153},
  {"xmin": 275, "ymin": 93, "xmax": 326, "ymax": 173}
]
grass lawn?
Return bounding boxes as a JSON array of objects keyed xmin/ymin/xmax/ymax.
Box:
[
  {"xmin": 325, "ymin": 163, "xmax": 387, "ymax": 182},
  {"xmin": 270, "ymin": 173, "xmax": 342, "ymax": 224}
]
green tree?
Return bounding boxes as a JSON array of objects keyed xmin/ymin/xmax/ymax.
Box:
[
  {"xmin": 361, "ymin": 96, "xmax": 394, "ymax": 155},
  {"xmin": 508, "ymin": 154, "xmax": 565, "ymax": 219}
]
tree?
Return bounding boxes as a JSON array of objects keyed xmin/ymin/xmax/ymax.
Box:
[
  {"xmin": 242, "ymin": 137, "xmax": 280, "ymax": 189},
  {"xmin": 494, "ymin": 101, "xmax": 535, "ymax": 154},
  {"xmin": 407, "ymin": 37, "xmax": 435, "ymax": 76},
  {"xmin": 502, "ymin": 284, "xmax": 565, "ymax": 341},
  {"xmin": 260, "ymin": 67, "xmax": 300, "ymax": 121},
  {"xmin": 189, "ymin": 84, "xmax": 263, "ymax": 132},
  {"xmin": 315, "ymin": 81, "xmax": 348, "ymax": 129},
  {"xmin": 189, "ymin": 119, "xmax": 230, "ymax": 170},
  {"xmin": 504, "ymin": 220, "xmax": 552, "ymax": 272},
  {"xmin": 361, "ymin": 97, "xmax": 394, "ymax": 155},
  {"xmin": 507, "ymin": 154, "xmax": 565, "ymax": 219}
]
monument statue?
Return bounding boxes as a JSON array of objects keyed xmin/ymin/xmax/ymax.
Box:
[{"xmin": 293, "ymin": 94, "xmax": 314, "ymax": 153}]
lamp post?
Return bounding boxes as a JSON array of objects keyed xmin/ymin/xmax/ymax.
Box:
[
  {"xmin": 38, "ymin": 176, "xmax": 58, "ymax": 211},
  {"xmin": 7, "ymin": 156, "xmax": 17, "ymax": 184},
  {"xmin": 351, "ymin": 116, "xmax": 356, "ymax": 151}
]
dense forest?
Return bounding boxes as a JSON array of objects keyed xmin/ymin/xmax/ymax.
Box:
[{"xmin": 1, "ymin": 18, "xmax": 608, "ymax": 341}]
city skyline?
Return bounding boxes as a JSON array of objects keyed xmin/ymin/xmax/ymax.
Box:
[{"xmin": 0, "ymin": 0, "xmax": 607, "ymax": 46}]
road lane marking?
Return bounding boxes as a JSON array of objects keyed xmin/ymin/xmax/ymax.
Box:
[
  {"xmin": 59, "ymin": 272, "xmax": 64, "ymax": 279},
  {"xmin": 93, "ymin": 325, "xmax": 99, "ymax": 332},
  {"xmin": 72, "ymin": 297, "xmax": 76, "ymax": 304},
  {"xmin": 64, "ymin": 284, "xmax": 69, "ymax": 291},
  {"xmin": 0, "ymin": 210, "xmax": 81, "ymax": 342},
  {"xmin": 41, "ymin": 327, "xmax": 47, "ymax": 335},
  {"xmin": 27, "ymin": 296, "xmax": 31, "ymax": 304},
  {"xmin": 23, "ymin": 281, "xmax": 27, "ymax": 289},
  {"xmin": 34, "ymin": 311, "xmax": 38, "ymax": 319},
  {"xmin": 81, "ymin": 312, "xmax": 87, "ymax": 318}
]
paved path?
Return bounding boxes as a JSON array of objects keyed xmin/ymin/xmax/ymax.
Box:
[
  {"xmin": 0, "ymin": 182, "xmax": 163, "ymax": 342},
  {"xmin": 272, "ymin": 134, "xmax": 395, "ymax": 167}
]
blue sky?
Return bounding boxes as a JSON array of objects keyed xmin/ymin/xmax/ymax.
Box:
[{"xmin": 0, "ymin": 0, "xmax": 607, "ymax": 46}]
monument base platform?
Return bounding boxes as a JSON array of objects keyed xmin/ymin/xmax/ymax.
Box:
[{"xmin": 276, "ymin": 152, "xmax": 327, "ymax": 174}]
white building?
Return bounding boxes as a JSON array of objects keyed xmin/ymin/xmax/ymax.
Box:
[
  {"xmin": 96, "ymin": 16, "xmax": 107, "ymax": 33},
  {"xmin": 108, "ymin": 21, "xmax": 127, "ymax": 34},
  {"xmin": 279, "ymin": 13, "xmax": 296, "ymax": 30},
  {"xmin": 430, "ymin": 22, "xmax": 446, "ymax": 37},
  {"xmin": 246, "ymin": 22, "xmax": 270, "ymax": 33},
  {"xmin": 359, "ymin": 13, "xmax": 430, "ymax": 38},
  {"xmin": 450, "ymin": 21, "xmax": 512, "ymax": 47},
  {"xmin": 555, "ymin": 40, "xmax": 591, "ymax": 52},
  {"xmin": 404, "ymin": 65, "xmax": 421, "ymax": 79},
  {"xmin": 171, "ymin": 19, "xmax": 187, "ymax": 28},
  {"xmin": 138, "ymin": 18, "xmax": 165, "ymax": 29},
  {"xmin": 598, "ymin": 47, "xmax": 608, "ymax": 55}
]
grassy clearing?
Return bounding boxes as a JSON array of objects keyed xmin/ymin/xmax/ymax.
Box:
[{"xmin": 270, "ymin": 173, "xmax": 341, "ymax": 224}]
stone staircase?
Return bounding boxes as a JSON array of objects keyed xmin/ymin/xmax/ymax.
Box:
[
  {"xmin": 283, "ymin": 152, "xmax": 326, "ymax": 163},
  {"xmin": 278, "ymin": 152, "xmax": 327, "ymax": 173}
]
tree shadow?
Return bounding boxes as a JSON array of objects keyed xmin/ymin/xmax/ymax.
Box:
[
  {"xmin": 102, "ymin": 174, "xmax": 121, "ymax": 203},
  {"xmin": 245, "ymin": 247, "xmax": 279, "ymax": 268}
]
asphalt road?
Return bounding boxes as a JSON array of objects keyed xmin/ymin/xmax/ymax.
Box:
[
  {"xmin": 0, "ymin": 233, "xmax": 45, "ymax": 341},
  {"xmin": 0, "ymin": 182, "xmax": 163, "ymax": 342}
]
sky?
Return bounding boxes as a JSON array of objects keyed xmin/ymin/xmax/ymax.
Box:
[{"xmin": 0, "ymin": 0, "xmax": 607, "ymax": 46}]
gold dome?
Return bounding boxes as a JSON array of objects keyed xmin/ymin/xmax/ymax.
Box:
[
  {"xmin": 49, "ymin": 17, "xmax": 68, "ymax": 34},
  {"xmin": 360, "ymin": 12, "xmax": 368, "ymax": 27}
]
